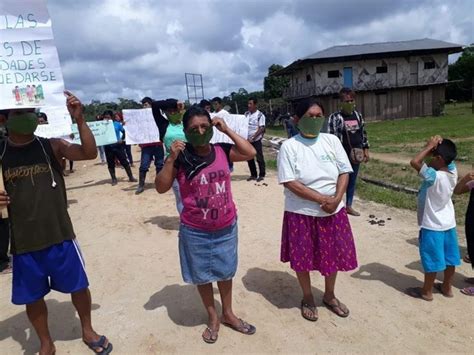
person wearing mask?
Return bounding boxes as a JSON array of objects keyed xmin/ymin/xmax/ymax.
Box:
[
  {"xmin": 245, "ymin": 98, "xmax": 266, "ymax": 182},
  {"xmin": 155, "ymin": 106, "xmax": 257, "ymax": 344},
  {"xmin": 103, "ymin": 110, "xmax": 137, "ymax": 185},
  {"xmin": 326, "ymin": 88, "xmax": 369, "ymax": 216},
  {"xmin": 0, "ymin": 93, "xmax": 113, "ymax": 354},
  {"xmin": 277, "ymin": 99, "xmax": 357, "ymax": 321}
]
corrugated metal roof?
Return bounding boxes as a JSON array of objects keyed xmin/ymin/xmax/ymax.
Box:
[{"xmin": 302, "ymin": 38, "xmax": 463, "ymax": 60}]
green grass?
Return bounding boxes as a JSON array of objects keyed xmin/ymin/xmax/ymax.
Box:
[
  {"xmin": 366, "ymin": 102, "xmax": 474, "ymax": 164},
  {"xmin": 265, "ymin": 126, "xmax": 287, "ymax": 138}
]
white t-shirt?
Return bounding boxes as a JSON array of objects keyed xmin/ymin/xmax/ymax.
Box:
[
  {"xmin": 417, "ymin": 163, "xmax": 458, "ymax": 231},
  {"xmin": 278, "ymin": 133, "xmax": 353, "ymax": 217},
  {"xmin": 246, "ymin": 110, "xmax": 265, "ymax": 140}
]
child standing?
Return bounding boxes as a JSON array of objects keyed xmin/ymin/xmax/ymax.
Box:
[
  {"xmin": 407, "ymin": 136, "xmax": 459, "ymax": 301},
  {"xmin": 155, "ymin": 106, "xmax": 257, "ymax": 344}
]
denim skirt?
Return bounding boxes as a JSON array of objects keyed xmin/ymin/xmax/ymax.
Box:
[{"xmin": 179, "ymin": 220, "xmax": 238, "ymax": 285}]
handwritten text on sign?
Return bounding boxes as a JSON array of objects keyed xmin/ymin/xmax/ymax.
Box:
[
  {"xmin": 123, "ymin": 108, "xmax": 160, "ymax": 145},
  {"xmin": 71, "ymin": 121, "xmax": 118, "ymax": 147},
  {"xmin": 0, "ymin": 0, "xmax": 66, "ymax": 109}
]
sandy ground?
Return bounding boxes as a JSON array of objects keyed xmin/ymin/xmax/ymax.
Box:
[{"xmin": 0, "ymin": 151, "xmax": 473, "ymax": 354}]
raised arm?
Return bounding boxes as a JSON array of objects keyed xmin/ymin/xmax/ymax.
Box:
[
  {"xmin": 155, "ymin": 140, "xmax": 184, "ymax": 193},
  {"xmin": 51, "ymin": 91, "xmax": 97, "ymax": 162},
  {"xmin": 410, "ymin": 135, "xmax": 442, "ymax": 172},
  {"xmin": 454, "ymin": 172, "xmax": 474, "ymax": 195},
  {"xmin": 212, "ymin": 117, "xmax": 256, "ymax": 162}
]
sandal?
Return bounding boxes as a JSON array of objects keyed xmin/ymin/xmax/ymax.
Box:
[
  {"xmin": 84, "ymin": 335, "xmax": 113, "ymax": 354},
  {"xmin": 323, "ymin": 298, "xmax": 350, "ymax": 318},
  {"xmin": 460, "ymin": 287, "xmax": 474, "ymax": 296},
  {"xmin": 405, "ymin": 287, "xmax": 433, "ymax": 302},
  {"xmin": 0, "ymin": 264, "xmax": 12, "ymax": 275},
  {"xmin": 202, "ymin": 327, "xmax": 219, "ymax": 344},
  {"xmin": 434, "ymin": 283, "xmax": 453, "ymax": 298},
  {"xmin": 222, "ymin": 318, "xmax": 256, "ymax": 335},
  {"xmin": 301, "ymin": 300, "xmax": 318, "ymax": 322},
  {"xmin": 463, "ymin": 255, "xmax": 471, "ymax": 263}
]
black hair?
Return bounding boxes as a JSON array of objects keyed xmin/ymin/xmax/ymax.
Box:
[
  {"xmin": 294, "ymin": 98, "xmax": 325, "ymax": 119},
  {"xmin": 103, "ymin": 110, "xmax": 114, "ymax": 117},
  {"xmin": 434, "ymin": 139, "xmax": 457, "ymax": 165},
  {"xmin": 37, "ymin": 112, "xmax": 48, "ymax": 121},
  {"xmin": 164, "ymin": 98, "xmax": 178, "ymax": 110},
  {"xmin": 141, "ymin": 97, "xmax": 153, "ymax": 105},
  {"xmin": 199, "ymin": 99, "xmax": 211, "ymax": 108},
  {"xmin": 0, "ymin": 109, "xmax": 9, "ymax": 118},
  {"xmin": 339, "ymin": 87, "xmax": 355, "ymax": 99},
  {"xmin": 183, "ymin": 106, "xmax": 211, "ymax": 130},
  {"xmin": 248, "ymin": 97, "xmax": 258, "ymax": 104},
  {"xmin": 211, "ymin": 97, "xmax": 222, "ymax": 104}
]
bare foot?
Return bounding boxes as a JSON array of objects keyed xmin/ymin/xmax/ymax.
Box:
[
  {"xmin": 39, "ymin": 341, "xmax": 56, "ymax": 355},
  {"xmin": 435, "ymin": 283, "xmax": 454, "ymax": 298}
]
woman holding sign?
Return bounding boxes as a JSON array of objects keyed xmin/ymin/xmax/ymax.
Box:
[
  {"xmin": 155, "ymin": 106, "xmax": 257, "ymax": 344},
  {"xmin": 0, "ymin": 92, "xmax": 113, "ymax": 354}
]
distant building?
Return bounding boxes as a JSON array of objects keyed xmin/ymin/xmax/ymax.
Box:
[{"xmin": 275, "ymin": 38, "xmax": 463, "ymax": 120}]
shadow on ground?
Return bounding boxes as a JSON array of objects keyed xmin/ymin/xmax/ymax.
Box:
[
  {"xmin": 0, "ymin": 300, "xmax": 100, "ymax": 355},
  {"xmin": 241, "ymin": 267, "xmax": 324, "ymax": 308},
  {"xmin": 144, "ymin": 216, "xmax": 180, "ymax": 231},
  {"xmin": 144, "ymin": 284, "xmax": 221, "ymax": 327}
]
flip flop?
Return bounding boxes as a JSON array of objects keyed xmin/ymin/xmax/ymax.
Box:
[
  {"xmin": 202, "ymin": 327, "xmax": 219, "ymax": 344},
  {"xmin": 300, "ymin": 300, "xmax": 318, "ymax": 322},
  {"xmin": 460, "ymin": 287, "xmax": 474, "ymax": 296},
  {"xmin": 0, "ymin": 265, "xmax": 12, "ymax": 275},
  {"xmin": 405, "ymin": 287, "xmax": 433, "ymax": 302},
  {"xmin": 222, "ymin": 318, "xmax": 256, "ymax": 335},
  {"xmin": 434, "ymin": 283, "xmax": 453, "ymax": 298},
  {"xmin": 84, "ymin": 335, "xmax": 113, "ymax": 354},
  {"xmin": 323, "ymin": 299, "xmax": 350, "ymax": 318},
  {"xmin": 463, "ymin": 255, "xmax": 471, "ymax": 263}
]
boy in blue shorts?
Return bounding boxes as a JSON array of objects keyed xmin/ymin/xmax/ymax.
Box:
[
  {"xmin": 407, "ymin": 135, "xmax": 460, "ymax": 301},
  {"xmin": 0, "ymin": 93, "xmax": 112, "ymax": 354}
]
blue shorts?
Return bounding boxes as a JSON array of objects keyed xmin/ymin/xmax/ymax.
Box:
[
  {"xmin": 419, "ymin": 227, "xmax": 461, "ymax": 273},
  {"xmin": 12, "ymin": 240, "xmax": 89, "ymax": 305}
]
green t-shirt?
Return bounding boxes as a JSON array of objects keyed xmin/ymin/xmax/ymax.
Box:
[{"xmin": 163, "ymin": 123, "xmax": 186, "ymax": 156}]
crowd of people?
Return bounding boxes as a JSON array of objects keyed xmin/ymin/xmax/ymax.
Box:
[{"xmin": 0, "ymin": 87, "xmax": 472, "ymax": 354}]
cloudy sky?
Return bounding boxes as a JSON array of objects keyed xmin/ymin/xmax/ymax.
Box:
[{"xmin": 47, "ymin": 0, "xmax": 473, "ymax": 103}]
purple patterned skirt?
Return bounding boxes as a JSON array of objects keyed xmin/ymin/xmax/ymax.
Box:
[{"xmin": 280, "ymin": 208, "xmax": 358, "ymax": 276}]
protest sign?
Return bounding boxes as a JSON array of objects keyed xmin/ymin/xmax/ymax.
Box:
[
  {"xmin": 0, "ymin": 0, "xmax": 67, "ymax": 110},
  {"xmin": 210, "ymin": 113, "xmax": 248, "ymax": 144},
  {"xmin": 70, "ymin": 120, "xmax": 117, "ymax": 146},
  {"xmin": 123, "ymin": 108, "xmax": 160, "ymax": 145}
]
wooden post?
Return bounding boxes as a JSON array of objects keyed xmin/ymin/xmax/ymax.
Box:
[{"xmin": 234, "ymin": 101, "xmax": 239, "ymax": 114}]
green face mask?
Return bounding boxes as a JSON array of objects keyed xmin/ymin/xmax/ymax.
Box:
[
  {"xmin": 297, "ymin": 116, "xmax": 324, "ymax": 138},
  {"xmin": 185, "ymin": 126, "xmax": 214, "ymax": 147},
  {"xmin": 7, "ymin": 113, "xmax": 39, "ymax": 135},
  {"xmin": 341, "ymin": 102, "xmax": 355, "ymax": 114},
  {"xmin": 168, "ymin": 112, "xmax": 183, "ymax": 125}
]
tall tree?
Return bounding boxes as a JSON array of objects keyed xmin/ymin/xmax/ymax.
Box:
[
  {"xmin": 263, "ymin": 64, "xmax": 289, "ymax": 99},
  {"xmin": 447, "ymin": 45, "xmax": 474, "ymax": 101}
]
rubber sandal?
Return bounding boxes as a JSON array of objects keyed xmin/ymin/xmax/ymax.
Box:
[
  {"xmin": 434, "ymin": 283, "xmax": 453, "ymax": 298},
  {"xmin": 405, "ymin": 287, "xmax": 433, "ymax": 302},
  {"xmin": 301, "ymin": 300, "xmax": 318, "ymax": 322},
  {"xmin": 460, "ymin": 287, "xmax": 474, "ymax": 296},
  {"xmin": 84, "ymin": 335, "xmax": 113, "ymax": 354},
  {"xmin": 323, "ymin": 299, "xmax": 350, "ymax": 318},
  {"xmin": 222, "ymin": 318, "xmax": 256, "ymax": 335},
  {"xmin": 202, "ymin": 327, "xmax": 219, "ymax": 344}
]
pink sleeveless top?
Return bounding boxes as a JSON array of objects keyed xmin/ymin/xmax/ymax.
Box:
[{"xmin": 177, "ymin": 145, "xmax": 236, "ymax": 231}]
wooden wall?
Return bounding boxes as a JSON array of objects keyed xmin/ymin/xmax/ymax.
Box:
[{"xmin": 301, "ymin": 85, "xmax": 446, "ymax": 121}]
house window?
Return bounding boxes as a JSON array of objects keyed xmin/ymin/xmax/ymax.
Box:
[
  {"xmin": 306, "ymin": 74, "xmax": 312, "ymax": 82},
  {"xmin": 328, "ymin": 70, "xmax": 339, "ymax": 78},
  {"xmin": 376, "ymin": 66, "xmax": 388, "ymax": 74},
  {"xmin": 424, "ymin": 61, "xmax": 435, "ymax": 69}
]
